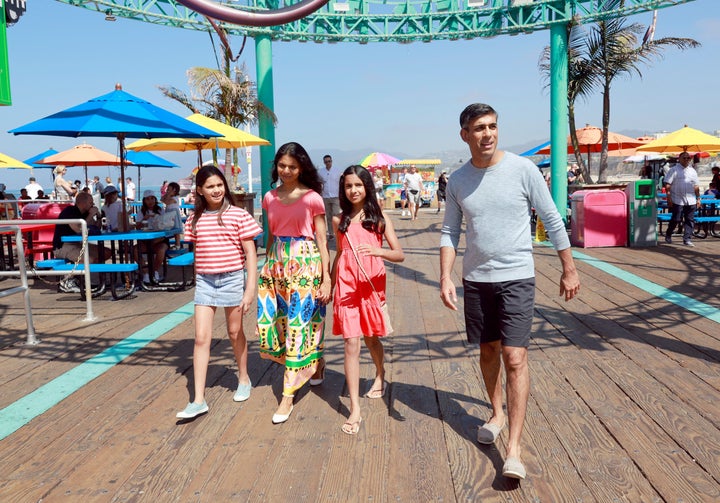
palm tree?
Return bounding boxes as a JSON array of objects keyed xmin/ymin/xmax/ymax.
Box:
[
  {"xmin": 590, "ymin": 15, "xmax": 699, "ymax": 182},
  {"xmin": 540, "ymin": 6, "xmax": 699, "ymax": 183},
  {"xmin": 540, "ymin": 18, "xmax": 599, "ymax": 183},
  {"xmin": 159, "ymin": 22, "xmax": 275, "ymax": 187}
]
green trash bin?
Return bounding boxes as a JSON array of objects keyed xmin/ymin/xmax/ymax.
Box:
[{"xmin": 624, "ymin": 180, "xmax": 657, "ymax": 247}]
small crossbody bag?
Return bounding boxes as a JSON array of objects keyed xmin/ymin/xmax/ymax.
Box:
[{"xmin": 344, "ymin": 231, "xmax": 393, "ymax": 335}]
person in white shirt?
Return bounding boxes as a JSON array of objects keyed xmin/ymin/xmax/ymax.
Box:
[
  {"xmin": 663, "ymin": 152, "xmax": 700, "ymax": 247},
  {"xmin": 404, "ymin": 165, "xmax": 424, "ymax": 221},
  {"xmin": 125, "ymin": 177, "xmax": 136, "ymax": 202},
  {"xmin": 319, "ymin": 154, "xmax": 342, "ymax": 239},
  {"xmin": 25, "ymin": 177, "xmax": 43, "ymax": 199},
  {"xmin": 101, "ymin": 185, "xmax": 124, "ymax": 231}
]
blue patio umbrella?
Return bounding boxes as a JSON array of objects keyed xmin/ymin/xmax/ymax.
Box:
[
  {"xmin": 520, "ymin": 141, "xmax": 551, "ymax": 157},
  {"xmin": 23, "ymin": 148, "xmax": 59, "ymax": 169},
  {"xmin": 125, "ymin": 151, "xmax": 178, "ymax": 194},
  {"xmin": 9, "ymin": 84, "xmax": 217, "ymax": 229}
]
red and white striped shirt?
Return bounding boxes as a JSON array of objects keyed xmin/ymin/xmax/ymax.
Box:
[{"xmin": 184, "ymin": 206, "xmax": 262, "ymax": 274}]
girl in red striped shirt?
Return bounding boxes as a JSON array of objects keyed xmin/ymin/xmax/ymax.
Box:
[{"xmin": 176, "ymin": 165, "xmax": 262, "ymax": 419}]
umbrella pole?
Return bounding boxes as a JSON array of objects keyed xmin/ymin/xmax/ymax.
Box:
[
  {"xmin": 119, "ymin": 135, "xmax": 129, "ymax": 233},
  {"xmin": 586, "ymin": 149, "xmax": 591, "ymax": 178}
]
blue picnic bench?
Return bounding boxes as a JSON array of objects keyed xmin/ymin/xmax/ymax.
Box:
[
  {"xmin": 657, "ymin": 197, "xmax": 720, "ymax": 238},
  {"xmin": 36, "ymin": 259, "xmax": 138, "ymax": 300}
]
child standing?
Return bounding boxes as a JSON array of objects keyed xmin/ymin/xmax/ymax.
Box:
[
  {"xmin": 256, "ymin": 142, "xmax": 332, "ymax": 424},
  {"xmin": 176, "ymin": 165, "xmax": 262, "ymax": 419},
  {"xmin": 331, "ymin": 165, "xmax": 405, "ymax": 435}
]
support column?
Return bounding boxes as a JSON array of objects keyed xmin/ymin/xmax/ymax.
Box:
[
  {"xmin": 549, "ymin": 23, "xmax": 569, "ymax": 221},
  {"xmin": 255, "ymin": 34, "xmax": 276, "ymax": 239}
]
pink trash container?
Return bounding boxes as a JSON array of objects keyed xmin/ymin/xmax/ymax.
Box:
[{"xmin": 571, "ymin": 190, "xmax": 628, "ymax": 248}]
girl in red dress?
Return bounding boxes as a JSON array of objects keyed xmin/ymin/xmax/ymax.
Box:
[{"xmin": 331, "ymin": 165, "xmax": 405, "ymax": 435}]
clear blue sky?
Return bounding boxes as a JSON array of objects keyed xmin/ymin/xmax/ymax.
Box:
[{"xmin": 1, "ymin": 0, "xmax": 717, "ymax": 191}]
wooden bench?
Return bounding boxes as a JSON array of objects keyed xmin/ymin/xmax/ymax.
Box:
[{"xmin": 52, "ymin": 262, "xmax": 138, "ymax": 300}]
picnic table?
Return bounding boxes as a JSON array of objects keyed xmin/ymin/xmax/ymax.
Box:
[
  {"xmin": 60, "ymin": 228, "xmax": 184, "ymax": 297},
  {"xmin": 0, "ymin": 222, "xmax": 56, "ymax": 270}
]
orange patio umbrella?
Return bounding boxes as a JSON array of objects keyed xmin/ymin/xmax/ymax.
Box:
[
  {"xmin": 38, "ymin": 143, "xmax": 127, "ymax": 185},
  {"xmin": 537, "ymin": 125, "xmax": 648, "ymax": 170}
]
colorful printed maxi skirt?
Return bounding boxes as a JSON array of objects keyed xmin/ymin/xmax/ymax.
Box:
[{"xmin": 257, "ymin": 237, "xmax": 325, "ymax": 396}]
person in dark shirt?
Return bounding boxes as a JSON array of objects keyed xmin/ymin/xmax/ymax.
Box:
[
  {"xmin": 436, "ymin": 170, "xmax": 448, "ymax": 213},
  {"xmin": 53, "ymin": 192, "xmax": 106, "ymax": 262}
]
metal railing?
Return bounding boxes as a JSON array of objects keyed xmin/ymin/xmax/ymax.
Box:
[
  {"xmin": 0, "ymin": 225, "xmax": 38, "ymax": 345},
  {"xmin": 0, "ymin": 219, "xmax": 97, "ymax": 326}
]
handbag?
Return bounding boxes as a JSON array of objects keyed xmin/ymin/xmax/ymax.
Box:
[{"xmin": 345, "ymin": 231, "xmax": 393, "ymax": 334}]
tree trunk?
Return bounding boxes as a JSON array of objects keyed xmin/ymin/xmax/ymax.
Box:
[
  {"xmin": 598, "ymin": 78, "xmax": 612, "ymax": 183},
  {"xmin": 569, "ymin": 105, "xmax": 593, "ymax": 183},
  {"xmin": 224, "ymin": 148, "xmax": 233, "ymax": 187}
]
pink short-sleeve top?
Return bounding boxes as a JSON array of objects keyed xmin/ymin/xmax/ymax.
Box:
[{"xmin": 262, "ymin": 189, "xmax": 325, "ymax": 238}]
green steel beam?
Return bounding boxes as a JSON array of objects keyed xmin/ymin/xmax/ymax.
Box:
[
  {"xmin": 550, "ymin": 20, "xmax": 568, "ymax": 220},
  {"xmin": 255, "ymin": 34, "xmax": 275, "ymax": 242},
  {"xmin": 57, "ymin": 0, "xmax": 696, "ymax": 43}
]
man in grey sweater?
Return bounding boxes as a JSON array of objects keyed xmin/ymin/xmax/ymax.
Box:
[{"xmin": 439, "ymin": 103, "xmax": 580, "ymax": 480}]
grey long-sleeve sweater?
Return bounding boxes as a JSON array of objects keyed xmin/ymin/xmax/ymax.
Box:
[{"xmin": 440, "ymin": 152, "xmax": 570, "ymax": 283}]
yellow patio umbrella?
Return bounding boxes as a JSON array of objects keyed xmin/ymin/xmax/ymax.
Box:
[
  {"xmin": 126, "ymin": 114, "xmax": 270, "ymax": 166},
  {"xmin": 0, "ymin": 152, "xmax": 32, "ymax": 169},
  {"xmin": 636, "ymin": 125, "xmax": 720, "ymax": 154}
]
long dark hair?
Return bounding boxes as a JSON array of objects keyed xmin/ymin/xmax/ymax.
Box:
[
  {"xmin": 140, "ymin": 193, "xmax": 162, "ymax": 217},
  {"xmin": 190, "ymin": 165, "xmax": 237, "ymax": 232},
  {"xmin": 270, "ymin": 142, "xmax": 323, "ymax": 195},
  {"xmin": 338, "ymin": 165, "xmax": 385, "ymax": 235}
]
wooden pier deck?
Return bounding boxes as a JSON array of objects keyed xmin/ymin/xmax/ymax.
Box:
[{"xmin": 1, "ymin": 210, "xmax": 719, "ymax": 502}]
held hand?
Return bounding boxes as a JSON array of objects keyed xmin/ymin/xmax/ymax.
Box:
[
  {"xmin": 316, "ymin": 280, "xmax": 332, "ymax": 305},
  {"xmin": 559, "ymin": 269, "xmax": 580, "ymax": 301},
  {"xmin": 240, "ymin": 293, "xmax": 254, "ymax": 314},
  {"xmin": 440, "ymin": 277, "xmax": 458, "ymax": 311}
]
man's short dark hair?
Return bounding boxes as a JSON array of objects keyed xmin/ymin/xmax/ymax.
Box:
[{"xmin": 460, "ymin": 103, "xmax": 498, "ymax": 129}]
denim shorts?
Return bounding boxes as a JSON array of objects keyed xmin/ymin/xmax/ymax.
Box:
[{"xmin": 194, "ymin": 269, "xmax": 245, "ymax": 307}]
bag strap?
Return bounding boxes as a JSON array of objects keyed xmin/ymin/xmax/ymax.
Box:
[{"xmin": 344, "ymin": 229, "xmax": 383, "ymax": 303}]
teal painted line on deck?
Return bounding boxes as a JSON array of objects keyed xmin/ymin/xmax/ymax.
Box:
[
  {"xmin": 571, "ymin": 248, "xmax": 720, "ymax": 323},
  {"xmin": 0, "ymin": 302, "xmax": 195, "ymax": 440}
]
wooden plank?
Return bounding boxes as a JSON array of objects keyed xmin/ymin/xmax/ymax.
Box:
[
  {"xmin": 384, "ymin": 225, "xmax": 457, "ymax": 501},
  {"xmin": 533, "ymin": 268, "xmax": 720, "ymax": 501}
]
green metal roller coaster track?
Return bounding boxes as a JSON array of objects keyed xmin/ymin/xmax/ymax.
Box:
[{"xmin": 57, "ymin": 1, "xmax": 694, "ymax": 43}]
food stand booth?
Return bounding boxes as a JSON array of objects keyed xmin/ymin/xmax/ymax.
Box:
[{"xmin": 382, "ymin": 159, "xmax": 442, "ymax": 209}]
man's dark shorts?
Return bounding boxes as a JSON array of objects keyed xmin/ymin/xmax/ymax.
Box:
[{"xmin": 462, "ymin": 278, "xmax": 535, "ymax": 348}]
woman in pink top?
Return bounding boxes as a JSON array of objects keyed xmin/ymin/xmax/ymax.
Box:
[
  {"xmin": 257, "ymin": 142, "xmax": 332, "ymax": 424},
  {"xmin": 176, "ymin": 165, "xmax": 262, "ymax": 420}
]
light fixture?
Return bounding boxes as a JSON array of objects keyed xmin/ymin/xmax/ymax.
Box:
[{"xmin": 105, "ymin": 9, "xmax": 116, "ymax": 21}]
